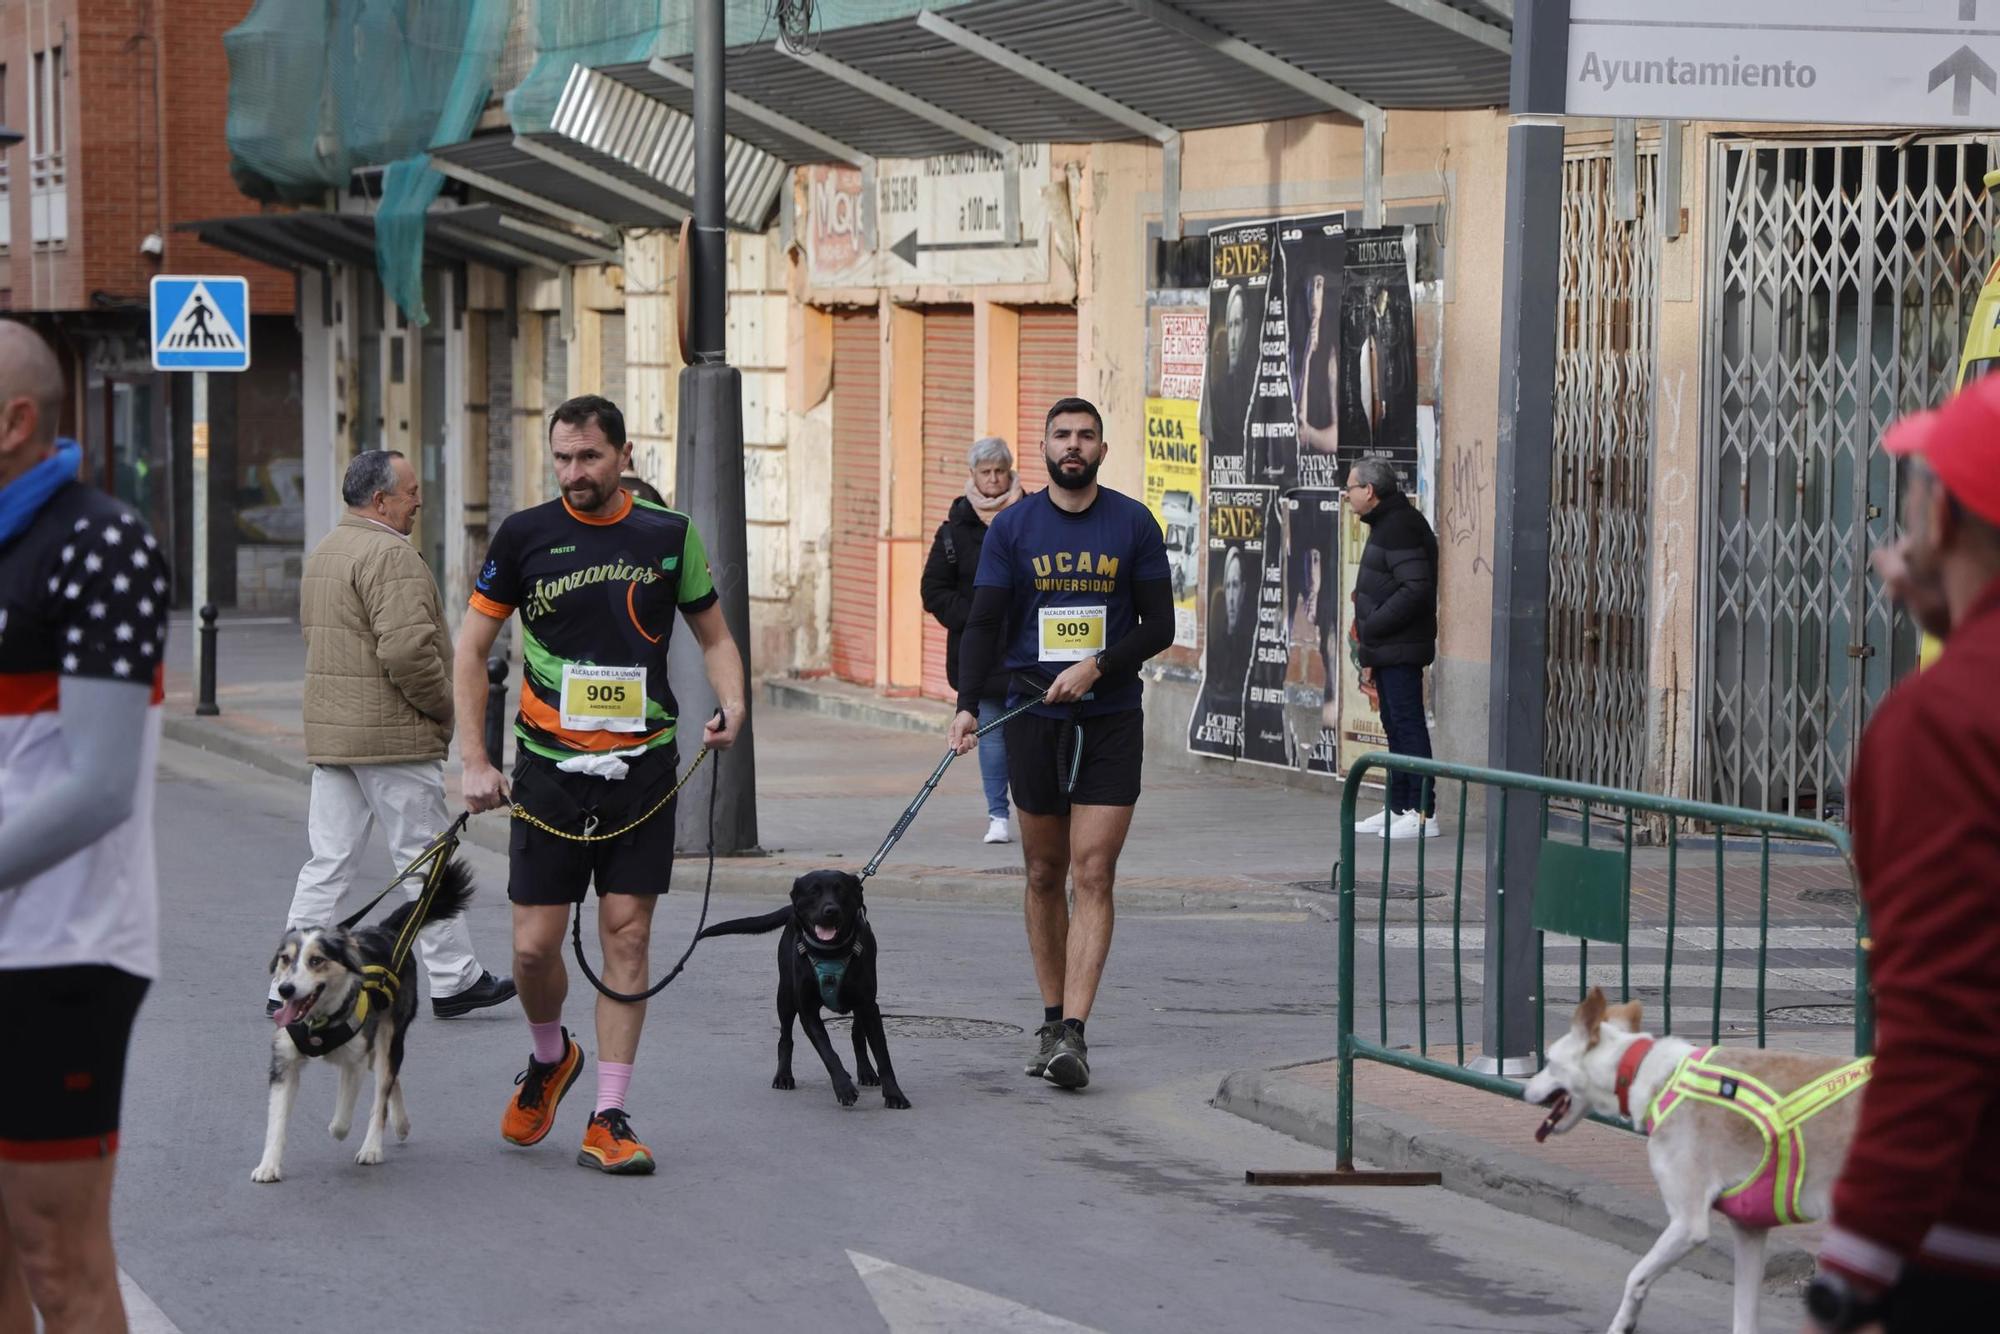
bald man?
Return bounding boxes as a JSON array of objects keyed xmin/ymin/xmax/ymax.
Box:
[{"xmin": 0, "ymin": 320, "xmax": 168, "ymax": 1331}]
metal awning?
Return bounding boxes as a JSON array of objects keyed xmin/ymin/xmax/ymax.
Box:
[
  {"xmin": 428, "ymin": 134, "xmax": 672, "ymax": 234},
  {"xmin": 601, "ymin": 0, "xmax": 1509, "ymax": 168},
  {"xmin": 177, "ymin": 202, "xmax": 615, "ymax": 274}
]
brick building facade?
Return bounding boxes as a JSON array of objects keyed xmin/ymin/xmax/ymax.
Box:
[{"xmin": 0, "ymin": 0, "xmax": 301, "ymax": 610}]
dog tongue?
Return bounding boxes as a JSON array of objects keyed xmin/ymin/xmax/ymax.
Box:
[
  {"xmin": 273, "ymin": 997, "xmax": 309, "ymax": 1027},
  {"xmin": 813, "ymin": 924, "xmax": 839, "ymax": 943},
  {"xmin": 1535, "ymin": 1094, "xmax": 1570, "ymax": 1143}
]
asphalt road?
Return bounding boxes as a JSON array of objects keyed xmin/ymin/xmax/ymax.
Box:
[{"xmin": 106, "ymin": 738, "xmax": 1791, "ymax": 1332}]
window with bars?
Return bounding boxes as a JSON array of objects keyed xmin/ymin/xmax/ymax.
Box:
[{"xmin": 28, "ymin": 45, "xmax": 65, "ymax": 247}]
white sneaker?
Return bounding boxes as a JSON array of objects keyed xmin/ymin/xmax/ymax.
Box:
[
  {"xmin": 1354, "ymin": 809, "xmax": 1390, "ymax": 837},
  {"xmin": 984, "ymin": 817, "xmax": 1012, "ymax": 844},
  {"xmin": 1387, "ymin": 811, "xmax": 1440, "ymax": 841}
]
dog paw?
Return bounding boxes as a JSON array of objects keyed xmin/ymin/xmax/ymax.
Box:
[
  {"xmin": 328, "ymin": 1118, "xmax": 351, "ymax": 1141},
  {"xmin": 250, "ymin": 1163, "xmax": 282, "ymax": 1184},
  {"xmin": 395, "ymin": 1117, "xmax": 411, "ymax": 1142},
  {"xmin": 835, "ymin": 1082, "xmax": 859, "ymax": 1107},
  {"xmin": 857, "ymin": 1067, "xmax": 881, "ymax": 1087},
  {"xmin": 883, "ymin": 1089, "xmax": 912, "ymax": 1110},
  {"xmin": 354, "ymin": 1144, "xmax": 384, "ymax": 1166},
  {"xmin": 772, "ymin": 1072, "xmax": 795, "ymax": 1090}
]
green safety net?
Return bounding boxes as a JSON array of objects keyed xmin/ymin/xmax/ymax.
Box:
[{"xmin": 505, "ymin": 1, "xmax": 665, "ymax": 135}]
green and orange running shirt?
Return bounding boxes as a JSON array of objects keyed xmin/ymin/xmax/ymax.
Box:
[{"xmin": 469, "ymin": 492, "xmax": 716, "ymax": 760}]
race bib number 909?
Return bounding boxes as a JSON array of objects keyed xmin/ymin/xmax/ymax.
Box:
[{"xmin": 1038, "ymin": 605, "xmax": 1106, "ymax": 662}]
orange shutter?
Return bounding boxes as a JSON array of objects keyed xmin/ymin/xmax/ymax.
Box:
[
  {"xmin": 920, "ymin": 307, "xmax": 976, "ymax": 701},
  {"xmin": 830, "ymin": 311, "xmax": 881, "ymax": 685},
  {"xmin": 1013, "ymin": 306, "xmax": 1078, "ymax": 495}
]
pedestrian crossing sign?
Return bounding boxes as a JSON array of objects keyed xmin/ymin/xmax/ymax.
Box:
[{"xmin": 150, "ymin": 275, "xmax": 251, "ymax": 371}]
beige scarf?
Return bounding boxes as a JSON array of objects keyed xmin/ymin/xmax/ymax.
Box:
[{"xmin": 966, "ymin": 478, "xmax": 1022, "ymax": 521}]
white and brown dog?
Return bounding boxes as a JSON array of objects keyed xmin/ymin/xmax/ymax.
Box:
[
  {"xmin": 252, "ymin": 859, "xmax": 475, "ymax": 1182},
  {"xmin": 1524, "ymin": 987, "xmax": 1872, "ymax": 1334}
]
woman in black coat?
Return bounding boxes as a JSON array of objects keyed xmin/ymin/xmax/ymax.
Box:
[{"xmin": 921, "ymin": 436, "xmax": 1023, "ymax": 844}]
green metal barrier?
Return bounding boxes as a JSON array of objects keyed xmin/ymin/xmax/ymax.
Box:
[{"xmin": 1332, "ymin": 753, "xmax": 1870, "ymax": 1171}]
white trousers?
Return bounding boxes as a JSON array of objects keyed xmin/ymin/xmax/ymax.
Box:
[{"xmin": 281, "ymin": 761, "xmax": 481, "ymax": 997}]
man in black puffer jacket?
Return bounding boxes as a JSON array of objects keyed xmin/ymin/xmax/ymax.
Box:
[
  {"xmin": 922, "ymin": 437, "xmax": 1023, "ymax": 843},
  {"xmin": 1347, "ymin": 458, "xmax": 1439, "ymax": 840}
]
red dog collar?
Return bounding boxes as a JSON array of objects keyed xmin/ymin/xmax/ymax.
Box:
[{"xmin": 1616, "ymin": 1037, "xmax": 1655, "ymax": 1120}]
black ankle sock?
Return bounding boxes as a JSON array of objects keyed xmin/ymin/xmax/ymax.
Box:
[
  {"xmin": 1043, "ymin": 1004, "xmax": 1063, "ymax": 1025},
  {"xmin": 1062, "ymin": 1017, "xmax": 1086, "ymax": 1037}
]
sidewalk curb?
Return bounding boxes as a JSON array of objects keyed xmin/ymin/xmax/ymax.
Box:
[
  {"xmin": 1213, "ymin": 1066, "xmax": 1817, "ymax": 1289},
  {"xmin": 157, "ymin": 723, "xmax": 1308, "ymax": 916},
  {"xmin": 762, "ymin": 678, "xmax": 949, "ymax": 736}
]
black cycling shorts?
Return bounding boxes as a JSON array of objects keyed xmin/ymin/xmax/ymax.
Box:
[
  {"xmin": 0, "ymin": 964, "xmax": 150, "ymax": 1160},
  {"xmin": 1005, "ymin": 708, "xmax": 1145, "ymax": 815},
  {"xmin": 508, "ymin": 749, "xmax": 678, "ymax": 906}
]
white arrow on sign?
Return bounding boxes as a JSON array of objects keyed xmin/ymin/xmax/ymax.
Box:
[{"xmin": 848, "ymin": 1251, "xmax": 1103, "ymax": 1333}]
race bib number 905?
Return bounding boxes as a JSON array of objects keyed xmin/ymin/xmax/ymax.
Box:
[
  {"xmin": 1038, "ymin": 605, "xmax": 1106, "ymax": 662},
  {"xmin": 559, "ymin": 664, "xmax": 647, "ymax": 732}
]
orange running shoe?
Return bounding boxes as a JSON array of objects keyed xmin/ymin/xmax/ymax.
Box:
[
  {"xmin": 501, "ymin": 1031, "xmax": 583, "ymax": 1146},
  {"xmin": 577, "ymin": 1109, "xmax": 656, "ymax": 1175}
]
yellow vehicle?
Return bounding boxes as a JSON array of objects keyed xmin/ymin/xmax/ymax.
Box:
[{"xmin": 1926, "ymin": 168, "xmax": 2000, "ymax": 666}]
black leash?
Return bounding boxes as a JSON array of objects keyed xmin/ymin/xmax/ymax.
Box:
[
  {"xmin": 566, "ymin": 712, "xmax": 723, "ymax": 1005},
  {"xmin": 860, "ymin": 689, "xmax": 1048, "ymax": 881}
]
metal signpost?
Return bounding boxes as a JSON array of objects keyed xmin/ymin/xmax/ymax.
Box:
[{"xmin": 150, "ymin": 275, "xmax": 251, "ymax": 713}]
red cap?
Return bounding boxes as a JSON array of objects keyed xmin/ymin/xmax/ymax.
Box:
[{"xmin": 1883, "ymin": 375, "xmax": 2000, "ymax": 526}]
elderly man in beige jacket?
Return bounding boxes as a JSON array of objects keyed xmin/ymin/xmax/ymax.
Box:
[{"xmin": 268, "ymin": 450, "xmax": 514, "ymax": 1018}]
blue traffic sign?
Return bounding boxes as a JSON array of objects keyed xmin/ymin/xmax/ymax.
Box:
[{"xmin": 150, "ymin": 275, "xmax": 251, "ymax": 371}]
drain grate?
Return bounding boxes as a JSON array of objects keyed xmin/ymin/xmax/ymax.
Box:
[
  {"xmin": 1800, "ymin": 885, "xmax": 1856, "ymax": 905},
  {"xmin": 1291, "ymin": 879, "xmax": 1443, "ymax": 900},
  {"xmin": 822, "ymin": 1015, "xmax": 1024, "ymax": 1040},
  {"xmin": 976, "ymin": 866, "xmax": 1025, "ymax": 876},
  {"xmin": 1764, "ymin": 1004, "xmax": 1855, "ymax": 1026}
]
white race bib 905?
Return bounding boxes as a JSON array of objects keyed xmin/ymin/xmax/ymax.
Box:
[
  {"xmin": 1038, "ymin": 605, "xmax": 1106, "ymax": 662},
  {"xmin": 559, "ymin": 664, "xmax": 647, "ymax": 732}
]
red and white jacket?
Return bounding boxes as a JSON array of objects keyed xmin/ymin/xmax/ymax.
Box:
[
  {"xmin": 1822, "ymin": 579, "xmax": 2000, "ymax": 1286},
  {"xmin": 0, "ymin": 480, "xmax": 166, "ymax": 980}
]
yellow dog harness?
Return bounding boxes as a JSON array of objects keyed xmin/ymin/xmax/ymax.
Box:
[{"xmin": 1642, "ymin": 1047, "xmax": 1873, "ymax": 1228}]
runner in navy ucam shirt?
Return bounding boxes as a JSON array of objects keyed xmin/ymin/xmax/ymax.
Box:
[{"xmin": 949, "ymin": 397, "xmax": 1174, "ymax": 1093}]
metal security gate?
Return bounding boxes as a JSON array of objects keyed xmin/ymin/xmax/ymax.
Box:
[
  {"xmin": 1546, "ymin": 145, "xmax": 1659, "ymax": 791},
  {"xmin": 830, "ymin": 311, "xmax": 882, "ymax": 686},
  {"xmin": 1700, "ymin": 138, "xmax": 1993, "ymax": 817},
  {"xmin": 1013, "ymin": 307, "xmax": 1077, "ymax": 493},
  {"xmin": 920, "ymin": 307, "xmax": 976, "ymax": 702}
]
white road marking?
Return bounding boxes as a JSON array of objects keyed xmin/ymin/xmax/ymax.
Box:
[
  {"xmin": 121, "ymin": 1269, "xmax": 183, "ymax": 1334},
  {"xmin": 848, "ymin": 1251, "xmax": 1101, "ymax": 1332}
]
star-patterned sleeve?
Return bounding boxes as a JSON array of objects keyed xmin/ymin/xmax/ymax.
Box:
[{"xmin": 49, "ymin": 509, "xmax": 171, "ymax": 685}]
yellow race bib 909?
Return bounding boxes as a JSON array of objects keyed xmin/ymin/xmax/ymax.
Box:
[{"xmin": 1038, "ymin": 605, "xmax": 1106, "ymax": 662}]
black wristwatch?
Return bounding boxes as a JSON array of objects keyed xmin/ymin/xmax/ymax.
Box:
[{"xmin": 1805, "ymin": 1271, "xmax": 1883, "ymax": 1332}]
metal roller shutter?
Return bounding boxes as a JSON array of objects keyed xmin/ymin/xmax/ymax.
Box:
[
  {"xmin": 1013, "ymin": 307, "xmax": 1077, "ymax": 494},
  {"xmin": 830, "ymin": 311, "xmax": 881, "ymax": 685},
  {"xmin": 921, "ymin": 307, "xmax": 976, "ymax": 701}
]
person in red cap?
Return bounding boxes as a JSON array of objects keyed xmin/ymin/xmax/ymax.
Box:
[{"xmin": 1805, "ymin": 374, "xmax": 2000, "ymax": 1332}]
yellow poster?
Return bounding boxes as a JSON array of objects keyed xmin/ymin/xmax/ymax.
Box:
[{"xmin": 1143, "ymin": 397, "xmax": 1203, "ymax": 649}]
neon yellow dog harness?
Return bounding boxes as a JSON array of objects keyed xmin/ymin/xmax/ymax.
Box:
[{"xmin": 1642, "ymin": 1047, "xmax": 1873, "ymax": 1228}]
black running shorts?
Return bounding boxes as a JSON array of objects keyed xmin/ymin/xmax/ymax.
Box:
[
  {"xmin": 0, "ymin": 964, "xmax": 150, "ymax": 1160},
  {"xmin": 507, "ymin": 749, "xmax": 678, "ymax": 905},
  {"xmin": 1005, "ymin": 708, "xmax": 1145, "ymax": 815}
]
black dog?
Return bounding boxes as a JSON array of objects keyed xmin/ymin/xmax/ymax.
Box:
[{"xmin": 698, "ymin": 870, "xmax": 910, "ymax": 1109}]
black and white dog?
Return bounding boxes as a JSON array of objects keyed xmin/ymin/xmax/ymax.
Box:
[{"xmin": 252, "ymin": 859, "xmax": 475, "ymax": 1182}]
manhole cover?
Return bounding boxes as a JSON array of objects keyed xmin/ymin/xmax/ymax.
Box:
[
  {"xmin": 1290, "ymin": 879, "xmax": 1443, "ymax": 900},
  {"xmin": 1800, "ymin": 886, "xmax": 1856, "ymax": 905},
  {"xmin": 822, "ymin": 1014, "xmax": 1024, "ymax": 1040},
  {"xmin": 1765, "ymin": 1004, "xmax": 1855, "ymax": 1026}
]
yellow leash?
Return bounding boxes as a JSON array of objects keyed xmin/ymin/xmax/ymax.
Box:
[{"xmin": 507, "ymin": 747, "xmax": 711, "ymax": 843}]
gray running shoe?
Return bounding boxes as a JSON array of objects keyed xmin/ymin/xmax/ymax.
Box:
[
  {"xmin": 1044, "ymin": 1029, "xmax": 1090, "ymax": 1090},
  {"xmin": 1024, "ymin": 1021, "xmax": 1063, "ymax": 1077}
]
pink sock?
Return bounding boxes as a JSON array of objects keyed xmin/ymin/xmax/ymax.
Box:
[
  {"xmin": 529, "ymin": 1019, "xmax": 566, "ymax": 1065},
  {"xmin": 596, "ymin": 1062, "xmax": 634, "ymax": 1114}
]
